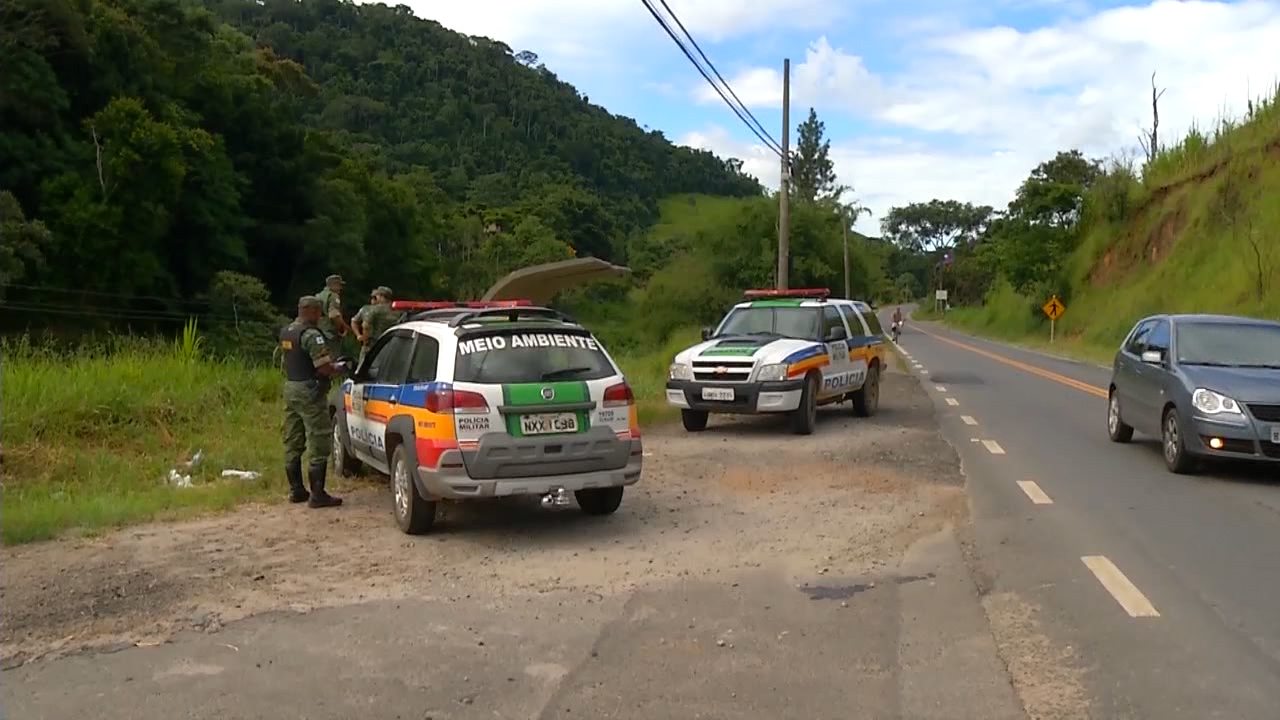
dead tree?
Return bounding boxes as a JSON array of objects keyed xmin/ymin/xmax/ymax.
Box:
[{"xmin": 1137, "ymin": 71, "xmax": 1167, "ymax": 163}]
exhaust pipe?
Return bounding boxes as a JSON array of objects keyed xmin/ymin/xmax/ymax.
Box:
[{"xmin": 541, "ymin": 487, "xmax": 571, "ymax": 508}]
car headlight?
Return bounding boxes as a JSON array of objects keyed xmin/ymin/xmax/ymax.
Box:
[
  {"xmin": 755, "ymin": 363, "xmax": 788, "ymax": 382},
  {"xmin": 1192, "ymin": 388, "xmax": 1243, "ymax": 415},
  {"xmin": 668, "ymin": 363, "xmax": 694, "ymax": 381}
]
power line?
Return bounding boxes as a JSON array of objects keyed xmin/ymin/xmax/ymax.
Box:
[
  {"xmin": 652, "ymin": 0, "xmax": 781, "ymax": 155},
  {"xmin": 638, "ymin": 0, "xmax": 783, "ymax": 157}
]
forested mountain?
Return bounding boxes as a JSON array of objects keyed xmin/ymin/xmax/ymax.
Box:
[{"xmin": 0, "ymin": 0, "xmax": 761, "ymax": 335}]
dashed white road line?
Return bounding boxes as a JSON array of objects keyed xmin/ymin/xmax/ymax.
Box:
[
  {"xmin": 1081, "ymin": 556, "xmax": 1161, "ymax": 618},
  {"xmin": 1017, "ymin": 480, "xmax": 1053, "ymax": 505},
  {"xmin": 945, "ymin": 397, "xmax": 959, "ymax": 406},
  {"xmin": 934, "ymin": 384, "xmax": 947, "ymax": 392},
  {"xmin": 960, "ymin": 415, "xmax": 978, "ymax": 425},
  {"xmin": 982, "ymin": 440, "xmax": 1006, "ymax": 455}
]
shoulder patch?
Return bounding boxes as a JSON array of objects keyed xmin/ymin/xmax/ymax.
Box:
[{"xmin": 315, "ymin": 336, "xmax": 325, "ymax": 345}]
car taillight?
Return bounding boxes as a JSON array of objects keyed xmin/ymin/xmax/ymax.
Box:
[
  {"xmin": 603, "ymin": 381, "xmax": 634, "ymax": 407},
  {"xmin": 425, "ymin": 388, "xmax": 490, "ymax": 414}
]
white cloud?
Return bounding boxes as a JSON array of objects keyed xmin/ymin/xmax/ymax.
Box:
[
  {"xmin": 390, "ymin": 0, "xmax": 847, "ymax": 72},
  {"xmin": 685, "ymin": 0, "xmax": 1280, "ymax": 234}
]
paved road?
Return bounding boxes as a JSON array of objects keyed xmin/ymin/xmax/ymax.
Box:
[{"xmin": 894, "ymin": 313, "xmax": 1280, "ymax": 720}]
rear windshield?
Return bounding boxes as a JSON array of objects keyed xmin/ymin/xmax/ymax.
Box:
[{"xmin": 453, "ymin": 330, "xmax": 616, "ymax": 384}]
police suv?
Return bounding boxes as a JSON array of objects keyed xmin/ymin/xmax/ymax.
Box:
[
  {"xmin": 666, "ymin": 288, "xmax": 889, "ymax": 435},
  {"xmin": 329, "ymin": 300, "xmax": 643, "ymax": 534}
]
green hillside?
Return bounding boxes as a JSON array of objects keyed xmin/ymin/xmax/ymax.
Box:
[{"xmin": 897, "ymin": 84, "xmax": 1280, "ymax": 361}]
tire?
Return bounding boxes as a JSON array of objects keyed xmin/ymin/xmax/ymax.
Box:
[
  {"xmin": 681, "ymin": 409, "xmax": 709, "ymax": 432},
  {"xmin": 332, "ymin": 418, "xmax": 363, "ymax": 477},
  {"xmin": 576, "ymin": 487, "xmax": 624, "ymax": 516},
  {"xmin": 790, "ymin": 373, "xmax": 818, "ymax": 435},
  {"xmin": 391, "ymin": 444, "xmax": 436, "ymax": 534},
  {"xmin": 1161, "ymin": 406, "xmax": 1198, "ymax": 475},
  {"xmin": 852, "ymin": 364, "xmax": 880, "ymax": 417},
  {"xmin": 1107, "ymin": 389, "xmax": 1134, "ymax": 443}
]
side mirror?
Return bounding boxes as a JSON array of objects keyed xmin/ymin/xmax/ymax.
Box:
[
  {"xmin": 1140, "ymin": 349, "xmax": 1164, "ymax": 365},
  {"xmin": 701, "ymin": 327, "xmax": 714, "ymax": 341}
]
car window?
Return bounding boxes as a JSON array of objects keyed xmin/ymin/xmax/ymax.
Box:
[
  {"xmin": 1145, "ymin": 320, "xmax": 1171, "ymax": 352},
  {"xmin": 846, "ymin": 305, "xmax": 877, "ymax": 335},
  {"xmin": 822, "ymin": 306, "xmax": 845, "ymax": 338},
  {"xmin": 367, "ymin": 334, "xmax": 414, "ymax": 384},
  {"xmin": 405, "ymin": 335, "xmax": 440, "ymax": 383},
  {"xmin": 1124, "ymin": 320, "xmax": 1154, "ymax": 354},
  {"xmin": 453, "ymin": 328, "xmax": 616, "ymax": 384},
  {"xmin": 1175, "ymin": 322, "xmax": 1280, "ymax": 367},
  {"xmin": 716, "ymin": 306, "xmax": 821, "ymax": 340}
]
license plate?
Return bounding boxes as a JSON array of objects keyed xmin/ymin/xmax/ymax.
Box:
[
  {"xmin": 1271, "ymin": 426, "xmax": 1280, "ymax": 445},
  {"xmin": 520, "ymin": 412, "xmax": 579, "ymax": 435},
  {"xmin": 701, "ymin": 387, "xmax": 735, "ymax": 401}
]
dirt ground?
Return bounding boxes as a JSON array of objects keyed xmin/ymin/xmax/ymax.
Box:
[{"xmin": 0, "ymin": 366, "xmax": 968, "ymax": 671}]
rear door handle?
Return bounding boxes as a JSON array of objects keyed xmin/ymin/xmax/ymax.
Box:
[{"xmin": 387, "ymin": 396, "xmax": 398, "ymax": 405}]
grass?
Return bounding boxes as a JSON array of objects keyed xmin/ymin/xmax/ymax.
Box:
[
  {"xmin": 0, "ymin": 327, "xmax": 698, "ymax": 546},
  {"xmin": 933, "ymin": 82, "xmax": 1280, "ymax": 359}
]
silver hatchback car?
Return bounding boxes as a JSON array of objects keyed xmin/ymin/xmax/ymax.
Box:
[{"xmin": 1106, "ymin": 313, "xmax": 1280, "ymax": 474}]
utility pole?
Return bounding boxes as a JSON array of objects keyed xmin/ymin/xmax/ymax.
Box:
[
  {"xmin": 842, "ymin": 208, "xmax": 850, "ymax": 298},
  {"xmin": 777, "ymin": 57, "xmax": 791, "ymax": 290}
]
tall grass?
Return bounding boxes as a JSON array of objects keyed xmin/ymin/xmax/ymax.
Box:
[
  {"xmin": 0, "ymin": 324, "xmax": 697, "ymax": 545},
  {"xmin": 937, "ymin": 81, "xmax": 1280, "ymax": 362}
]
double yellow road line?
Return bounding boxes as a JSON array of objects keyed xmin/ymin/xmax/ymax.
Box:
[{"xmin": 910, "ymin": 325, "xmax": 1109, "ymax": 399}]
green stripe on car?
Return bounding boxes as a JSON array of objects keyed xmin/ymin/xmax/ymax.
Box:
[
  {"xmin": 501, "ymin": 381, "xmax": 590, "ymax": 436},
  {"xmin": 699, "ymin": 346, "xmax": 763, "ymax": 356}
]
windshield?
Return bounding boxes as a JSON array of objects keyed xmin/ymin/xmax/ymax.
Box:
[
  {"xmin": 453, "ymin": 329, "xmax": 616, "ymax": 383},
  {"xmin": 716, "ymin": 306, "xmax": 821, "ymax": 340},
  {"xmin": 1175, "ymin": 322, "xmax": 1280, "ymax": 367}
]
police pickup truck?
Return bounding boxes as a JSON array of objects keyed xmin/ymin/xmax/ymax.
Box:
[
  {"xmin": 329, "ymin": 300, "xmax": 643, "ymax": 534},
  {"xmin": 665, "ymin": 288, "xmax": 889, "ymax": 435}
]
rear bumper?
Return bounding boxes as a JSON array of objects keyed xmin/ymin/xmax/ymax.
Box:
[
  {"xmin": 665, "ymin": 378, "xmax": 805, "ymax": 413},
  {"xmin": 416, "ymin": 438, "xmax": 643, "ymax": 500}
]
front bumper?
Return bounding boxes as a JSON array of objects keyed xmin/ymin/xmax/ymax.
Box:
[
  {"xmin": 665, "ymin": 378, "xmax": 805, "ymax": 414},
  {"xmin": 416, "ymin": 439, "xmax": 644, "ymax": 500},
  {"xmin": 1187, "ymin": 411, "xmax": 1280, "ymax": 462}
]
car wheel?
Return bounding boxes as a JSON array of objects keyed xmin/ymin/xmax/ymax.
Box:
[
  {"xmin": 791, "ymin": 373, "xmax": 818, "ymax": 435},
  {"xmin": 1107, "ymin": 390, "xmax": 1134, "ymax": 443},
  {"xmin": 575, "ymin": 487, "xmax": 624, "ymax": 515},
  {"xmin": 681, "ymin": 409, "xmax": 709, "ymax": 432},
  {"xmin": 391, "ymin": 444, "xmax": 436, "ymax": 534},
  {"xmin": 332, "ymin": 419, "xmax": 363, "ymax": 477},
  {"xmin": 852, "ymin": 364, "xmax": 880, "ymax": 417},
  {"xmin": 1161, "ymin": 407, "xmax": 1197, "ymax": 475}
]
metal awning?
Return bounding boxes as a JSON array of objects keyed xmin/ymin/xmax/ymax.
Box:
[{"xmin": 481, "ymin": 257, "xmax": 631, "ymax": 305}]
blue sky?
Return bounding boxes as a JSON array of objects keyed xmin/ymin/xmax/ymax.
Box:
[{"xmin": 404, "ymin": 0, "xmax": 1280, "ymax": 233}]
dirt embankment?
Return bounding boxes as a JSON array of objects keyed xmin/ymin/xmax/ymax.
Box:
[{"xmin": 1, "ymin": 368, "xmax": 967, "ymax": 669}]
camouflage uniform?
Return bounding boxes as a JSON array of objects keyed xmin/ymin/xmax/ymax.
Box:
[
  {"xmin": 315, "ymin": 275, "xmax": 345, "ymax": 342},
  {"xmin": 279, "ymin": 298, "xmax": 343, "ymax": 508},
  {"xmin": 354, "ymin": 287, "xmax": 399, "ymax": 365}
]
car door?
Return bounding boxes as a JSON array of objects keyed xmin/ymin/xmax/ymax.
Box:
[
  {"xmin": 349, "ymin": 331, "xmax": 416, "ymax": 469},
  {"xmin": 839, "ymin": 303, "xmax": 876, "ymax": 390},
  {"xmin": 1113, "ymin": 319, "xmax": 1153, "ymax": 428},
  {"xmin": 819, "ymin": 305, "xmax": 852, "ymax": 397},
  {"xmin": 1130, "ymin": 318, "xmax": 1172, "ymax": 434}
]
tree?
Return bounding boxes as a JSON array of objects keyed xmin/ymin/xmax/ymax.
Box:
[
  {"xmin": 790, "ymin": 107, "xmax": 843, "ymax": 203},
  {"xmin": 879, "ymin": 200, "xmax": 993, "ymax": 253}
]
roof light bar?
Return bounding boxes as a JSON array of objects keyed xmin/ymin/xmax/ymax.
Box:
[
  {"xmin": 390, "ymin": 299, "xmax": 532, "ymax": 311},
  {"xmin": 742, "ymin": 288, "xmax": 831, "ymax": 300}
]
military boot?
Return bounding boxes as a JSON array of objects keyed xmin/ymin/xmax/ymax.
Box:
[
  {"xmin": 307, "ymin": 461, "xmax": 343, "ymax": 508},
  {"xmin": 286, "ymin": 459, "xmax": 309, "ymax": 503}
]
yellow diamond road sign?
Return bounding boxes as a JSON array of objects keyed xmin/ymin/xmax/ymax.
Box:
[{"xmin": 1042, "ymin": 296, "xmax": 1066, "ymax": 321}]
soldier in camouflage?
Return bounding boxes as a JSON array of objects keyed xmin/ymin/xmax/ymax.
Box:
[
  {"xmin": 352, "ymin": 285, "xmax": 398, "ymax": 366},
  {"xmin": 279, "ymin": 296, "xmax": 351, "ymax": 508},
  {"xmin": 315, "ymin": 274, "xmax": 351, "ymax": 343}
]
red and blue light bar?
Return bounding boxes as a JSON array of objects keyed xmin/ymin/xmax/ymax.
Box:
[
  {"xmin": 741, "ymin": 288, "xmax": 831, "ymax": 300},
  {"xmin": 390, "ymin": 299, "xmax": 533, "ymax": 311}
]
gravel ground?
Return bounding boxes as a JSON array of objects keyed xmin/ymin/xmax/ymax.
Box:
[{"xmin": 1, "ymin": 365, "xmax": 967, "ymax": 672}]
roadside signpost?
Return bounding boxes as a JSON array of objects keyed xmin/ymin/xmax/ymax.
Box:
[
  {"xmin": 1042, "ymin": 295, "xmax": 1066, "ymax": 343},
  {"xmin": 935, "ymin": 289, "xmax": 948, "ymax": 314}
]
